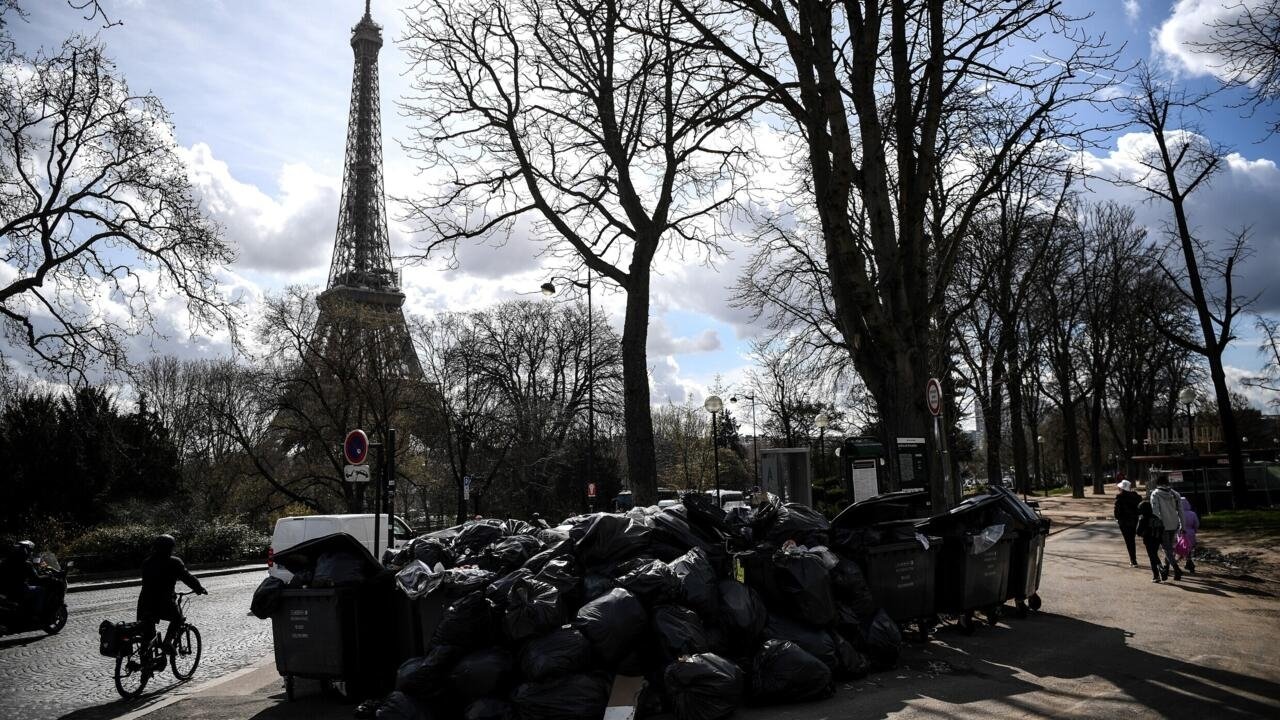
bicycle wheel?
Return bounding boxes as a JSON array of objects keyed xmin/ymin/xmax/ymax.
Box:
[
  {"xmin": 114, "ymin": 643, "xmax": 150, "ymax": 699},
  {"xmin": 169, "ymin": 624, "xmax": 202, "ymax": 681}
]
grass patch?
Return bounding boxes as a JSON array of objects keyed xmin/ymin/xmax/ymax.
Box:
[{"xmin": 1200, "ymin": 509, "xmax": 1280, "ymax": 538}]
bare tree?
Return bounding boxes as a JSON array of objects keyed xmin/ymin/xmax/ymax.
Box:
[
  {"xmin": 1192, "ymin": 1, "xmax": 1280, "ymax": 137},
  {"xmin": 1112, "ymin": 66, "xmax": 1254, "ymax": 508},
  {"xmin": 399, "ymin": 0, "xmax": 754, "ymax": 506},
  {"xmin": 679, "ymin": 0, "xmax": 1116, "ymax": 509},
  {"xmin": 1245, "ymin": 316, "xmax": 1280, "ymax": 408},
  {"xmin": 0, "ymin": 37, "xmax": 236, "ymax": 380}
]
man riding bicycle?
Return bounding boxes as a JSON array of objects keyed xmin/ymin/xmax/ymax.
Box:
[{"xmin": 137, "ymin": 535, "xmax": 206, "ymax": 656}]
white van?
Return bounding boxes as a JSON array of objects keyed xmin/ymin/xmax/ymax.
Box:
[{"xmin": 267, "ymin": 513, "xmax": 414, "ymax": 581}]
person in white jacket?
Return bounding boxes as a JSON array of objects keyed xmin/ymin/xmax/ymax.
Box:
[{"xmin": 1149, "ymin": 475, "xmax": 1184, "ymax": 581}]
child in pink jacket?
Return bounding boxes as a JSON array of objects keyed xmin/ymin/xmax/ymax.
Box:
[{"xmin": 1179, "ymin": 497, "xmax": 1199, "ymax": 574}]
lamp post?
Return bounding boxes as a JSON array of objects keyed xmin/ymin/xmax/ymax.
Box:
[
  {"xmin": 815, "ymin": 411, "xmax": 830, "ymax": 480},
  {"xmin": 730, "ymin": 393, "xmax": 760, "ymax": 487},
  {"xmin": 543, "ymin": 271, "xmax": 594, "ymax": 509},
  {"xmin": 704, "ymin": 395, "xmax": 724, "ymax": 506},
  {"xmin": 1179, "ymin": 386, "xmax": 1205, "ymax": 511},
  {"xmin": 1037, "ymin": 435, "xmax": 1046, "ymax": 498}
]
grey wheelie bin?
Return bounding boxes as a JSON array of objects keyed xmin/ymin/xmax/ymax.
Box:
[
  {"xmin": 985, "ymin": 486, "xmax": 1051, "ymax": 616},
  {"xmin": 917, "ymin": 494, "xmax": 1015, "ymax": 634},
  {"xmin": 859, "ymin": 528, "xmax": 941, "ymax": 640}
]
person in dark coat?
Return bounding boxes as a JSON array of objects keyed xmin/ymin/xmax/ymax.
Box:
[
  {"xmin": 1113, "ymin": 480, "xmax": 1141, "ymax": 567},
  {"xmin": 136, "ymin": 535, "xmax": 206, "ymax": 651},
  {"xmin": 1134, "ymin": 500, "xmax": 1165, "ymax": 583}
]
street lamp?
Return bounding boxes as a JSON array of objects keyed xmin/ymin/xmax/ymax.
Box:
[
  {"xmin": 815, "ymin": 411, "xmax": 830, "ymax": 480},
  {"xmin": 1179, "ymin": 386, "xmax": 1197, "ymax": 453},
  {"xmin": 704, "ymin": 395, "xmax": 724, "ymax": 506},
  {"xmin": 730, "ymin": 394, "xmax": 760, "ymax": 487},
  {"xmin": 1037, "ymin": 435, "xmax": 1045, "ymax": 497},
  {"xmin": 543, "ymin": 271, "xmax": 594, "ymax": 509}
]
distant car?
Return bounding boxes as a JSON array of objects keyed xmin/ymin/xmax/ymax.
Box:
[{"xmin": 267, "ymin": 513, "xmax": 413, "ymax": 581}]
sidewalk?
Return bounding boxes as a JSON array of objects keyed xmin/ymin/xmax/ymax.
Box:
[
  {"xmin": 80, "ymin": 496, "xmax": 1280, "ymax": 720},
  {"xmin": 67, "ymin": 563, "xmax": 266, "ymax": 594}
]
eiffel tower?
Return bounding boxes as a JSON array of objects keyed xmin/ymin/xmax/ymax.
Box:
[
  {"xmin": 314, "ymin": 0, "xmax": 420, "ymax": 379},
  {"xmin": 265, "ymin": 1, "xmax": 421, "ymax": 513}
]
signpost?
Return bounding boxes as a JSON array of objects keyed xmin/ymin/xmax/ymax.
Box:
[
  {"xmin": 926, "ymin": 378, "xmax": 955, "ymax": 506},
  {"xmin": 342, "ymin": 428, "xmax": 396, "ymax": 561},
  {"xmin": 587, "ymin": 482, "xmax": 597, "ymax": 512},
  {"xmin": 344, "ymin": 464, "xmax": 371, "ymax": 483}
]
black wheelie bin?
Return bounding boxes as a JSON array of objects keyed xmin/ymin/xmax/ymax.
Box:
[
  {"xmin": 917, "ymin": 494, "xmax": 1015, "ymax": 635},
  {"xmin": 986, "ymin": 486, "xmax": 1051, "ymax": 616},
  {"xmin": 270, "ymin": 533, "xmax": 396, "ymax": 700}
]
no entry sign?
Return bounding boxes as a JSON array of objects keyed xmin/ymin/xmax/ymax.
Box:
[
  {"xmin": 343, "ymin": 429, "xmax": 370, "ymax": 465},
  {"xmin": 926, "ymin": 378, "xmax": 943, "ymax": 417}
]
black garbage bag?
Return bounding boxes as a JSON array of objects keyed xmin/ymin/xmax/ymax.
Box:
[
  {"xmin": 616, "ymin": 559, "xmax": 680, "ymax": 605},
  {"xmin": 511, "ymin": 673, "xmax": 610, "ymax": 720},
  {"xmin": 313, "ymin": 550, "xmax": 368, "ymax": 586},
  {"xmin": 833, "ymin": 632, "xmax": 869, "ymax": 679},
  {"xmin": 737, "ymin": 550, "xmax": 779, "ymax": 606},
  {"xmin": 764, "ymin": 503, "xmax": 831, "ymax": 547},
  {"xmin": 464, "ymin": 698, "xmax": 514, "ymax": 720},
  {"xmin": 575, "ymin": 514, "xmax": 653, "ymax": 568},
  {"xmin": 376, "ymin": 691, "xmax": 431, "ymax": 720},
  {"xmin": 432, "ymin": 591, "xmax": 494, "ymax": 649},
  {"xmin": 829, "ymin": 558, "xmax": 876, "ymax": 617},
  {"xmin": 582, "ymin": 573, "xmax": 617, "ymax": 602},
  {"xmin": 652, "ymin": 604, "xmax": 709, "ymax": 663},
  {"xmin": 772, "ymin": 550, "xmax": 837, "ymax": 626},
  {"xmin": 392, "ymin": 537, "xmax": 455, "ymax": 570},
  {"xmin": 519, "ymin": 625, "xmax": 591, "ymax": 681},
  {"xmin": 668, "ymin": 548, "xmax": 717, "ymax": 619},
  {"xmin": 663, "ymin": 653, "xmax": 744, "ymax": 720},
  {"xmin": 682, "ymin": 492, "xmax": 729, "ymax": 534},
  {"xmin": 502, "ymin": 576, "xmax": 563, "ymax": 642},
  {"xmin": 651, "ymin": 506, "xmax": 718, "ymax": 554},
  {"xmin": 502, "ymin": 518, "xmax": 538, "ymax": 537},
  {"xmin": 479, "ymin": 535, "xmax": 545, "ymax": 574},
  {"xmin": 450, "ymin": 647, "xmax": 513, "ymax": 700},
  {"xmin": 453, "ymin": 521, "xmax": 507, "ymax": 556},
  {"xmin": 442, "ymin": 567, "xmax": 497, "ymax": 598},
  {"xmin": 763, "ymin": 613, "xmax": 843, "ymax": 674},
  {"xmin": 573, "ymin": 588, "xmax": 647, "ymax": 665},
  {"xmin": 749, "ymin": 639, "xmax": 833, "ymax": 704},
  {"xmin": 855, "ymin": 609, "xmax": 902, "ymax": 671},
  {"xmin": 716, "ymin": 580, "xmax": 767, "ymax": 651},
  {"xmin": 534, "ymin": 557, "xmax": 582, "ymax": 601},
  {"xmin": 396, "ymin": 645, "xmax": 464, "ymax": 699},
  {"xmin": 522, "ymin": 539, "xmax": 574, "ymax": 574},
  {"xmin": 608, "ymin": 555, "xmax": 657, "ymax": 579},
  {"xmin": 250, "ymin": 576, "xmax": 285, "ymax": 619},
  {"xmin": 485, "ymin": 568, "xmax": 534, "ymax": 607}
]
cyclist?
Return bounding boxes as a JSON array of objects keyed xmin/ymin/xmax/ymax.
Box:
[{"xmin": 136, "ymin": 535, "xmax": 206, "ymax": 657}]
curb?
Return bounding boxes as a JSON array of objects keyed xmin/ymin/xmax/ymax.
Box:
[
  {"xmin": 112, "ymin": 658, "xmax": 277, "ymax": 720},
  {"xmin": 68, "ymin": 564, "xmax": 265, "ymax": 594}
]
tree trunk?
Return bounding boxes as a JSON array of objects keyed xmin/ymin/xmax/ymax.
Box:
[
  {"xmin": 1089, "ymin": 388, "xmax": 1106, "ymax": 495},
  {"xmin": 621, "ymin": 275, "xmax": 659, "ymax": 506},
  {"xmin": 1208, "ymin": 354, "xmax": 1250, "ymax": 508},
  {"xmin": 1061, "ymin": 402, "xmax": 1086, "ymax": 498},
  {"xmin": 1006, "ymin": 352, "xmax": 1031, "ymax": 495},
  {"xmin": 982, "ymin": 385, "xmax": 1004, "ymax": 488},
  {"xmin": 871, "ymin": 356, "xmax": 946, "ymax": 510}
]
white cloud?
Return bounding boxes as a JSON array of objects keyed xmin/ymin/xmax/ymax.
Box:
[
  {"xmin": 648, "ymin": 318, "xmax": 722, "ymax": 355},
  {"xmin": 1154, "ymin": 0, "xmax": 1265, "ymax": 81},
  {"xmin": 1124, "ymin": 0, "xmax": 1140, "ymax": 23},
  {"xmin": 179, "ymin": 143, "xmax": 338, "ymax": 276}
]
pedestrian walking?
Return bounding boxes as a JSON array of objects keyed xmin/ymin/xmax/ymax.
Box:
[
  {"xmin": 1178, "ymin": 497, "xmax": 1199, "ymax": 574},
  {"xmin": 1135, "ymin": 499, "xmax": 1165, "ymax": 583},
  {"xmin": 1113, "ymin": 479, "xmax": 1141, "ymax": 566},
  {"xmin": 1150, "ymin": 475, "xmax": 1184, "ymax": 581}
]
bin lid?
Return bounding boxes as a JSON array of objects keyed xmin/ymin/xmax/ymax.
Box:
[
  {"xmin": 272, "ymin": 531, "xmax": 382, "ymax": 577},
  {"xmin": 831, "ymin": 489, "xmax": 931, "ymax": 529},
  {"xmin": 983, "ymin": 486, "xmax": 1042, "ymax": 529},
  {"xmin": 915, "ymin": 493, "xmax": 1005, "ymax": 536}
]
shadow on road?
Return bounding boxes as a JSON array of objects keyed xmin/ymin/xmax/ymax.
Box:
[
  {"xmin": 0, "ymin": 633, "xmax": 52, "ymax": 650},
  {"xmin": 57, "ymin": 678, "xmax": 187, "ymax": 720}
]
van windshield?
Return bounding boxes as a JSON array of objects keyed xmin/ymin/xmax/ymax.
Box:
[{"xmin": 393, "ymin": 517, "xmax": 413, "ymax": 540}]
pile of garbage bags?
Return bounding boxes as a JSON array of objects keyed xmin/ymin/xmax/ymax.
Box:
[{"xmin": 373, "ymin": 495, "xmax": 907, "ymax": 720}]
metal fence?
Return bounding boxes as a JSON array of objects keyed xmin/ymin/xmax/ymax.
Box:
[{"xmin": 1167, "ymin": 462, "xmax": 1278, "ymax": 513}]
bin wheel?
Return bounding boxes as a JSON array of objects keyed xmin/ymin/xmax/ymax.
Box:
[
  {"xmin": 284, "ymin": 675, "xmax": 295, "ymax": 702},
  {"xmin": 1028, "ymin": 594, "xmax": 1042, "ymax": 611},
  {"xmin": 1014, "ymin": 599, "xmax": 1028, "ymax": 619},
  {"xmin": 958, "ymin": 613, "xmax": 975, "ymax": 635}
]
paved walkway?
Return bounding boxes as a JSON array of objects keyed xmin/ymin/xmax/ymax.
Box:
[{"xmin": 62, "ymin": 495, "xmax": 1280, "ymax": 720}]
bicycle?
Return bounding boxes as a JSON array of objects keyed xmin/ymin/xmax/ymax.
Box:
[{"xmin": 114, "ymin": 591, "xmax": 203, "ymax": 699}]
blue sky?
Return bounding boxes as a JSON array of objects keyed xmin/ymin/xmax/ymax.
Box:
[{"xmin": 8, "ymin": 0, "xmax": 1280, "ymax": 413}]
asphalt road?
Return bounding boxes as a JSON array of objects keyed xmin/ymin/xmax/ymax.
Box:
[{"xmin": 0, "ymin": 571, "xmax": 271, "ymax": 720}]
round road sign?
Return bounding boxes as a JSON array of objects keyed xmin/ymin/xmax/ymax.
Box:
[
  {"xmin": 344, "ymin": 429, "xmax": 370, "ymax": 465},
  {"xmin": 926, "ymin": 378, "xmax": 943, "ymax": 417}
]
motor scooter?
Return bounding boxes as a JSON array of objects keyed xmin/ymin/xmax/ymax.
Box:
[{"xmin": 0, "ymin": 554, "xmax": 71, "ymax": 636}]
